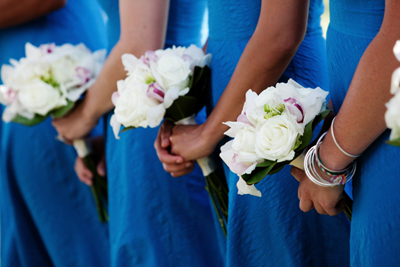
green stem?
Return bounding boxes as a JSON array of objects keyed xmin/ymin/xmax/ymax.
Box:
[
  {"xmin": 343, "ymin": 192, "xmax": 353, "ymax": 222},
  {"xmin": 205, "ymin": 174, "xmax": 227, "ymax": 237},
  {"xmin": 83, "ymin": 155, "xmax": 109, "ymax": 223}
]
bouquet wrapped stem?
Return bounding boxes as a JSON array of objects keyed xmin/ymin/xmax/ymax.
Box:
[
  {"xmin": 0, "ymin": 42, "xmax": 107, "ymax": 222},
  {"xmin": 73, "ymin": 139, "xmax": 108, "ymax": 223},
  {"xmin": 177, "ymin": 117, "xmax": 228, "ymax": 236},
  {"xmin": 110, "ymin": 46, "xmax": 229, "ymax": 236}
]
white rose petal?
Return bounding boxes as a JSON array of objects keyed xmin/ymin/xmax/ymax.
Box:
[
  {"xmin": 113, "ymin": 81, "xmax": 158, "ymax": 129},
  {"xmin": 151, "ymin": 54, "xmax": 191, "ymax": 91},
  {"xmin": 394, "ymin": 40, "xmax": 400, "ymax": 62},
  {"xmin": 391, "ymin": 67, "xmax": 400, "ymax": 95},
  {"xmin": 18, "ymin": 79, "xmax": 66, "ymax": 115},
  {"xmin": 385, "ymin": 91, "xmax": 400, "ymax": 141},
  {"xmin": 237, "ymin": 176, "xmax": 262, "ymax": 197},
  {"xmin": 255, "ymin": 114, "xmax": 299, "ymax": 162}
]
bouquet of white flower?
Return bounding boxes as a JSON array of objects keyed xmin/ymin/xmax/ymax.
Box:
[
  {"xmin": 220, "ymin": 79, "xmax": 329, "ymax": 197},
  {"xmin": 385, "ymin": 41, "xmax": 400, "ymax": 146},
  {"xmin": 0, "ymin": 42, "xmax": 108, "ymax": 222},
  {"xmin": 110, "ymin": 45, "xmax": 229, "ymax": 236}
]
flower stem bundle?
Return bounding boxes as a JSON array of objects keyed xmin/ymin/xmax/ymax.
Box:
[{"xmin": 111, "ymin": 45, "xmax": 229, "ymax": 235}]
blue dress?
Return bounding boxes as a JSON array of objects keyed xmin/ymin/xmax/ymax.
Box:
[
  {"xmin": 0, "ymin": 1, "xmax": 110, "ymax": 266},
  {"xmin": 99, "ymin": 0, "xmax": 224, "ymax": 266},
  {"xmin": 207, "ymin": 0, "xmax": 351, "ymax": 266},
  {"xmin": 328, "ymin": 1, "xmax": 400, "ymax": 266}
]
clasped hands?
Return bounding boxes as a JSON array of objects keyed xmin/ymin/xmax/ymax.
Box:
[
  {"xmin": 154, "ymin": 120, "xmax": 217, "ymax": 177},
  {"xmin": 155, "ymin": 120, "xmax": 346, "ymax": 217}
]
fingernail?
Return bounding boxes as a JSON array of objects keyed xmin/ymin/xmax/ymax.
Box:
[
  {"xmin": 185, "ymin": 163, "xmax": 192, "ymax": 168},
  {"xmin": 176, "ymin": 159, "xmax": 183, "ymax": 164}
]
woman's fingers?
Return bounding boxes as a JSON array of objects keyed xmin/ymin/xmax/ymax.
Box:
[
  {"xmin": 74, "ymin": 157, "xmax": 93, "ymax": 186},
  {"xmin": 171, "ymin": 164, "xmax": 195, "ymax": 178},
  {"xmin": 97, "ymin": 157, "xmax": 106, "ymax": 177},
  {"xmin": 299, "ymin": 198, "xmax": 314, "ymax": 212},
  {"xmin": 162, "ymin": 161, "xmax": 193, "ymax": 173},
  {"xmin": 160, "ymin": 120, "xmax": 174, "ymax": 148}
]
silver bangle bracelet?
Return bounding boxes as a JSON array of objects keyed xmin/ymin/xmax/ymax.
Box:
[
  {"xmin": 331, "ymin": 117, "xmax": 362, "ymax": 158},
  {"xmin": 304, "ymin": 137, "xmax": 357, "ymax": 187}
]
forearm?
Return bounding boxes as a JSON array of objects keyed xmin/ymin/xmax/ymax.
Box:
[
  {"xmin": 203, "ymin": 0, "xmax": 309, "ymax": 145},
  {"xmin": 320, "ymin": 11, "xmax": 400, "ymax": 170},
  {"xmin": 82, "ymin": 42, "xmax": 142, "ymax": 121},
  {"xmin": 0, "ymin": 0, "xmax": 66, "ymax": 28},
  {"xmin": 82, "ymin": 0, "xmax": 169, "ymax": 121}
]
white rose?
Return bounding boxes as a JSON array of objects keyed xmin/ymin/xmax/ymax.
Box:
[
  {"xmin": 231, "ymin": 126, "xmax": 258, "ymax": 158},
  {"xmin": 18, "ymin": 79, "xmax": 66, "ymax": 115},
  {"xmin": 385, "ymin": 91, "xmax": 400, "ymax": 141},
  {"xmin": 114, "ymin": 80, "xmax": 158, "ymax": 129},
  {"xmin": 151, "ymin": 54, "xmax": 191, "ymax": 91},
  {"xmin": 220, "ymin": 121, "xmax": 261, "ymax": 175},
  {"xmin": 51, "ymin": 57, "xmax": 77, "ymax": 85},
  {"xmin": 255, "ymin": 114, "xmax": 300, "ymax": 162}
]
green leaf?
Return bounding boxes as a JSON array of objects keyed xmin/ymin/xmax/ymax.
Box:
[
  {"xmin": 267, "ymin": 164, "xmax": 285, "ymax": 175},
  {"xmin": 255, "ymin": 160, "xmax": 276, "ymax": 168},
  {"xmin": 295, "ymin": 108, "xmax": 331, "ymax": 152},
  {"xmin": 312, "ymin": 108, "xmax": 330, "ymax": 130},
  {"xmin": 164, "ymin": 95, "xmax": 198, "ymax": 122},
  {"xmin": 121, "ymin": 126, "xmax": 136, "ymax": 133},
  {"xmin": 12, "ymin": 114, "xmax": 47, "ymax": 126},
  {"xmin": 297, "ymin": 119, "xmax": 314, "ymax": 151},
  {"xmin": 242, "ymin": 161, "xmax": 277, "ymax": 184},
  {"xmin": 386, "ymin": 137, "xmax": 400, "ymax": 146},
  {"xmin": 51, "ymin": 100, "xmax": 75, "ymax": 118}
]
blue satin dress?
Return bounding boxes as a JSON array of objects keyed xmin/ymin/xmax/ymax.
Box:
[
  {"xmin": 0, "ymin": 1, "xmax": 110, "ymax": 266},
  {"xmin": 99, "ymin": 1, "xmax": 224, "ymax": 266},
  {"xmin": 207, "ymin": 0, "xmax": 351, "ymax": 266},
  {"xmin": 328, "ymin": 1, "xmax": 400, "ymax": 266}
]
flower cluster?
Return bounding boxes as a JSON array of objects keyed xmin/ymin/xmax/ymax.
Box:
[
  {"xmin": 385, "ymin": 41, "xmax": 400, "ymax": 144},
  {"xmin": 110, "ymin": 45, "xmax": 211, "ymax": 139},
  {"xmin": 220, "ymin": 79, "xmax": 328, "ymax": 196},
  {"xmin": 0, "ymin": 43, "xmax": 105, "ymax": 123}
]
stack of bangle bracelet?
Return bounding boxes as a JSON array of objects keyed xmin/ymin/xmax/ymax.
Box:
[{"xmin": 304, "ymin": 131, "xmax": 357, "ymax": 187}]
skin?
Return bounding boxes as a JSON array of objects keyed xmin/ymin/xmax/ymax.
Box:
[
  {"xmin": 0, "ymin": 0, "xmax": 66, "ymax": 28},
  {"xmin": 155, "ymin": 0, "xmax": 310, "ymax": 176},
  {"xmin": 291, "ymin": 0, "xmax": 400, "ymax": 216},
  {"xmin": 52, "ymin": 0, "xmax": 170, "ymax": 184},
  {"xmin": 75, "ymin": 136, "xmax": 106, "ymax": 186}
]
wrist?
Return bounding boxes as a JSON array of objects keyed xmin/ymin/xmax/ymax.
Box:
[
  {"xmin": 201, "ymin": 119, "xmax": 227, "ymax": 153},
  {"xmin": 81, "ymin": 96, "xmax": 102, "ymax": 125},
  {"xmin": 319, "ymin": 133, "xmax": 355, "ymax": 171}
]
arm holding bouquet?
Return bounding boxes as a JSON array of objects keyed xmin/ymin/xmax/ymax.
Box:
[
  {"xmin": 291, "ymin": 0, "xmax": 400, "ymax": 216},
  {"xmin": 156, "ymin": 0, "xmax": 310, "ymax": 175},
  {"xmin": 52, "ymin": 0, "xmax": 170, "ymax": 142}
]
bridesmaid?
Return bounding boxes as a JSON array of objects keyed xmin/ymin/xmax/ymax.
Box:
[
  {"xmin": 292, "ymin": 0, "xmax": 400, "ymax": 266},
  {"xmin": 52, "ymin": 0, "xmax": 224, "ymax": 266},
  {"xmin": 0, "ymin": 0, "xmax": 110, "ymax": 266},
  {"xmin": 156, "ymin": 0, "xmax": 351, "ymax": 266}
]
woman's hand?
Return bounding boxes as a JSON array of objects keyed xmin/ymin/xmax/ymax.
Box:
[
  {"xmin": 52, "ymin": 101, "xmax": 98, "ymax": 142},
  {"xmin": 74, "ymin": 136, "xmax": 106, "ymax": 186},
  {"xmin": 291, "ymin": 166, "xmax": 346, "ymax": 216},
  {"xmin": 154, "ymin": 121, "xmax": 195, "ymax": 177},
  {"xmin": 169, "ymin": 123, "xmax": 217, "ymax": 161}
]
